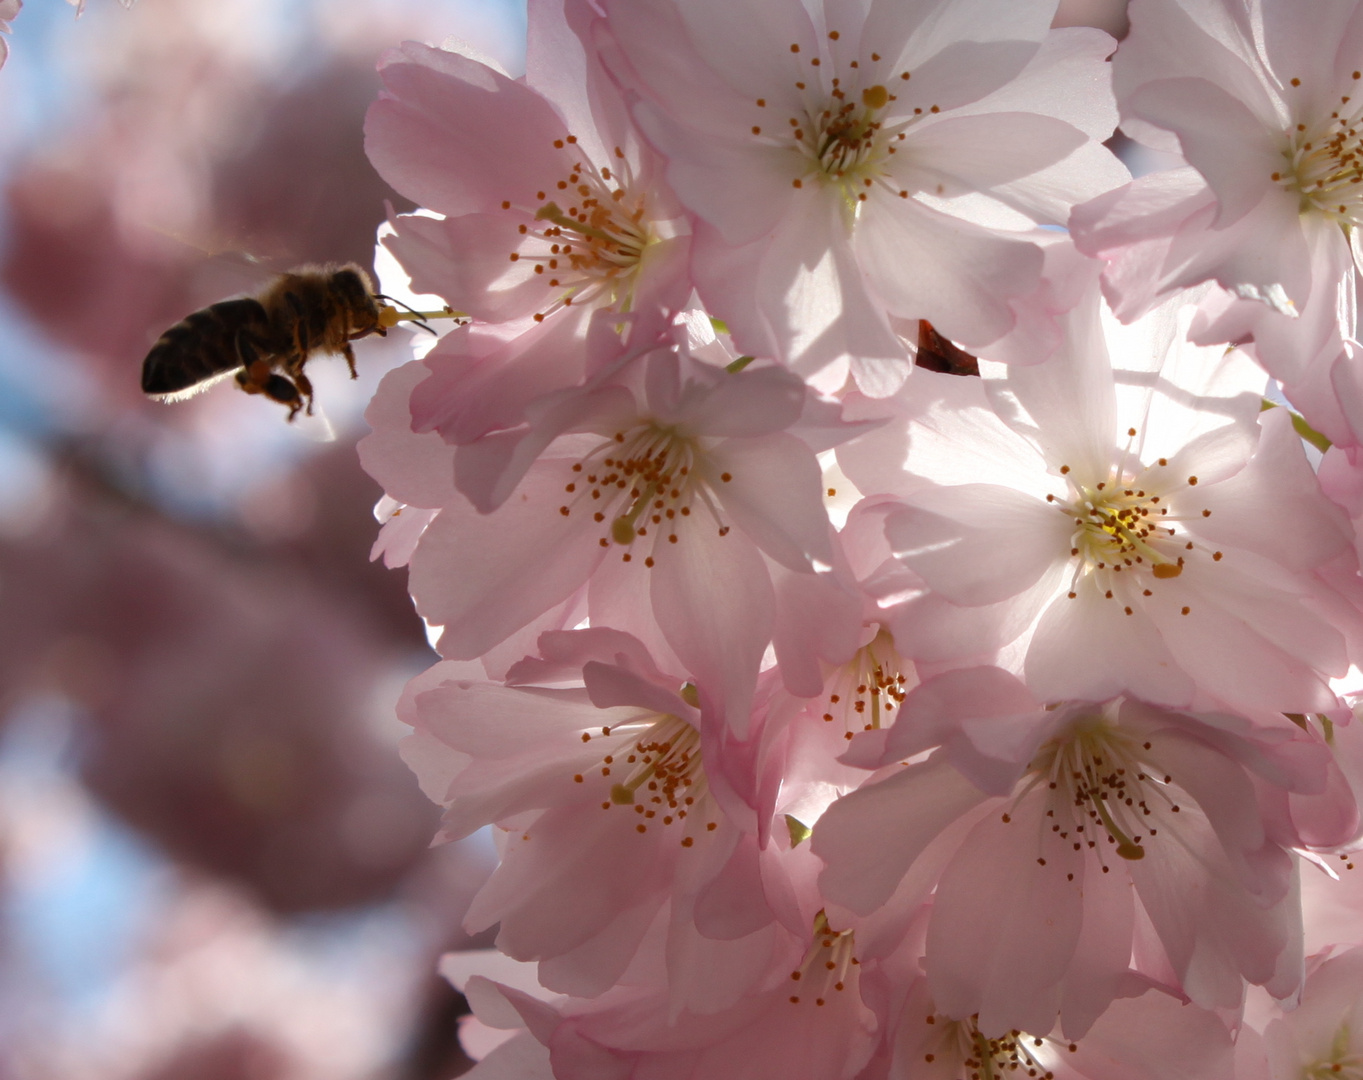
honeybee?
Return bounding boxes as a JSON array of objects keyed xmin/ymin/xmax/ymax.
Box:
[{"xmin": 142, "ymin": 262, "xmax": 425, "ymax": 420}]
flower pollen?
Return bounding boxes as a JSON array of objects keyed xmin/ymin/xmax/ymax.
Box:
[
  {"xmin": 1303, "ymin": 1028, "xmax": 1363, "ymax": 1080},
  {"xmin": 507, "ymin": 139, "xmax": 657, "ymax": 321},
  {"xmin": 1050, "ymin": 448, "xmax": 1216, "ymax": 604},
  {"xmin": 1025, "ymin": 713, "xmax": 1182, "ymax": 868},
  {"xmin": 820, "ymin": 629, "xmax": 913, "ymax": 741},
  {"xmin": 559, "ymin": 423, "xmax": 735, "ymax": 564},
  {"xmin": 750, "ymin": 35, "xmax": 938, "ymax": 213},
  {"xmin": 1276, "ymin": 84, "xmax": 1363, "ymax": 231},
  {"xmin": 788, "ymin": 910, "xmax": 856, "ymax": 1006},
  {"xmin": 580, "ymin": 713, "xmax": 713, "ymax": 840},
  {"xmin": 920, "ymin": 1013, "xmax": 1061, "ymax": 1080}
]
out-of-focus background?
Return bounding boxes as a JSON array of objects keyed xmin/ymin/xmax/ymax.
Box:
[
  {"xmin": 0, "ymin": 1, "xmax": 1128, "ymax": 1078},
  {"xmin": 0, "ymin": 2, "xmax": 525, "ymax": 1077}
]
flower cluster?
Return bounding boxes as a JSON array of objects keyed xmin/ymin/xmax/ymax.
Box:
[{"xmin": 359, "ymin": 0, "xmax": 1363, "ymax": 1076}]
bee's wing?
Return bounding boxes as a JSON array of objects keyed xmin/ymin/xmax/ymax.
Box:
[
  {"xmin": 291, "ymin": 402, "xmax": 336, "ymax": 443},
  {"xmin": 142, "ymin": 365, "xmax": 243, "ymax": 402},
  {"xmin": 141, "ymin": 297, "xmax": 268, "ymax": 398}
]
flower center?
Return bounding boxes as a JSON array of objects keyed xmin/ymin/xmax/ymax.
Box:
[
  {"xmin": 820, "ymin": 629, "xmax": 913, "ymax": 740},
  {"xmin": 796, "ymin": 84, "xmax": 895, "ymax": 187},
  {"xmin": 558, "ymin": 423, "xmax": 733, "ymax": 568},
  {"xmin": 1026, "ymin": 715, "xmax": 1180, "ymax": 865},
  {"xmin": 749, "ymin": 35, "xmax": 938, "ymax": 211},
  {"xmin": 1047, "ymin": 448, "xmax": 1220, "ymax": 613},
  {"xmin": 506, "ymin": 136, "xmax": 656, "ymax": 321},
  {"xmin": 1272, "ymin": 74, "xmax": 1363, "ymax": 231},
  {"xmin": 575, "ymin": 713, "xmax": 714, "ymax": 843},
  {"xmin": 1304, "ymin": 1029, "xmax": 1363, "ymax": 1080},
  {"xmin": 919, "ymin": 1013, "xmax": 1065, "ymax": 1080},
  {"xmin": 788, "ymin": 910, "xmax": 857, "ymax": 1006}
]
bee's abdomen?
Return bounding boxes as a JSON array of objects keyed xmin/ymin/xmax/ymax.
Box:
[{"xmin": 141, "ymin": 298, "xmax": 271, "ymax": 395}]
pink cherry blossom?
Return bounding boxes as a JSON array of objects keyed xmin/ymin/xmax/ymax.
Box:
[
  {"xmin": 595, "ymin": 0, "xmax": 1129, "ymax": 394},
  {"xmin": 468, "ymin": 906, "xmax": 879, "ymax": 1080},
  {"xmin": 1261, "ymin": 946, "xmax": 1363, "ymax": 1080},
  {"xmin": 889, "ymin": 974, "xmax": 1237, "ymax": 1080},
  {"xmin": 1072, "ymin": 0, "xmax": 1363, "ymax": 445},
  {"xmin": 403, "ymin": 627, "xmax": 770, "ymax": 993},
  {"xmin": 394, "ymin": 343, "xmax": 866, "ymax": 729},
  {"xmin": 840, "ymin": 283, "xmax": 1359, "ymax": 720},
  {"xmin": 364, "ymin": 0, "xmax": 694, "ymax": 445},
  {"xmin": 814, "ymin": 683, "xmax": 1351, "ymax": 1036}
]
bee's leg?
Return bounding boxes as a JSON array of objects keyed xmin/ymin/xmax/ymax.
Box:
[
  {"xmin": 284, "ymin": 290, "xmax": 310, "ymax": 354},
  {"xmin": 266, "ymin": 374, "xmax": 305, "ymax": 419},
  {"xmin": 341, "ymin": 342, "xmax": 358, "ymax": 379},
  {"xmin": 233, "ymin": 329, "xmax": 274, "ymax": 397},
  {"xmin": 294, "ymin": 371, "xmax": 316, "ymax": 416}
]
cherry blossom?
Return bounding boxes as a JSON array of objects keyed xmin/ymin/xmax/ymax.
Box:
[
  {"xmin": 1260, "ymin": 946, "xmax": 1363, "ymax": 1080},
  {"xmin": 401, "ymin": 628, "xmax": 772, "ymax": 993},
  {"xmin": 889, "ymin": 974, "xmax": 1237, "ymax": 1080},
  {"xmin": 814, "ymin": 682, "xmax": 1352, "ymax": 1037},
  {"xmin": 595, "ymin": 0, "xmax": 1129, "ymax": 394},
  {"xmin": 393, "ymin": 343, "xmax": 868, "ymax": 729},
  {"xmin": 840, "ymin": 286, "xmax": 1359, "ymax": 719},
  {"xmin": 336, "ymin": 0, "xmax": 1363, "ymax": 1067},
  {"xmin": 1072, "ymin": 0, "xmax": 1363, "ymax": 445},
  {"xmin": 459, "ymin": 906, "xmax": 879, "ymax": 1080},
  {"xmin": 365, "ymin": 0, "xmax": 692, "ymax": 448}
]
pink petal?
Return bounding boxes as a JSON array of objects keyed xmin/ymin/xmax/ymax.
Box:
[
  {"xmin": 1125, "ymin": 77, "xmax": 1280, "ymax": 227},
  {"xmin": 984, "ymin": 282, "xmax": 1117, "ymax": 484},
  {"xmin": 1056, "ymin": 851, "xmax": 1140, "ymax": 1040},
  {"xmin": 1068, "ymin": 989, "xmax": 1237, "ymax": 1080},
  {"xmin": 1127, "ymin": 805, "xmax": 1297, "ymax": 1009},
  {"xmin": 855, "ymin": 198, "xmax": 1043, "ymax": 348},
  {"xmin": 1144, "ymin": 573, "xmax": 1340, "ymax": 717},
  {"xmin": 472, "ymin": 808, "xmax": 666, "ymax": 961},
  {"xmin": 707, "ymin": 433, "xmax": 831, "ymax": 571},
  {"xmin": 384, "ymin": 212, "xmax": 547, "ymax": 322},
  {"xmin": 812, "ymin": 757, "xmax": 989, "ymax": 915},
  {"xmin": 965, "ymin": 26, "xmax": 1118, "ymax": 141},
  {"xmin": 651, "ymin": 524, "xmax": 775, "ymax": 734},
  {"xmin": 1195, "ymin": 407, "xmax": 1351, "ymax": 572},
  {"xmin": 891, "ymin": 112, "xmax": 1086, "ymax": 204},
  {"xmin": 367, "ymin": 42, "xmax": 570, "ymax": 216},
  {"xmin": 408, "ymin": 461, "xmax": 605, "ymax": 660},
  {"xmin": 752, "ymin": 189, "xmax": 909, "ymax": 385},
  {"xmin": 358, "ymin": 361, "xmax": 457, "ymax": 509},
  {"xmin": 672, "ymin": 0, "xmax": 821, "ymax": 105},
  {"xmin": 885, "ymin": 485, "xmax": 1069, "ymax": 606},
  {"xmin": 1025, "ymin": 577, "xmax": 1196, "ymax": 707},
  {"xmin": 926, "ymin": 784, "xmax": 1084, "ymax": 1036}
]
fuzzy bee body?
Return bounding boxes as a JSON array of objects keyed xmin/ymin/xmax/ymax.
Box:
[{"xmin": 141, "ymin": 263, "xmax": 386, "ymax": 420}]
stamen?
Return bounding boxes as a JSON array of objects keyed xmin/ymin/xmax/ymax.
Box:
[{"xmin": 788, "ymin": 911, "xmax": 856, "ymax": 1005}]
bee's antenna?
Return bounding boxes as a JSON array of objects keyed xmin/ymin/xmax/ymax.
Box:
[{"xmin": 376, "ymin": 293, "xmax": 466, "ymax": 336}]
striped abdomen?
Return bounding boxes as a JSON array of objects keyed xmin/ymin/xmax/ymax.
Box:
[{"xmin": 141, "ymin": 298, "xmax": 273, "ymax": 397}]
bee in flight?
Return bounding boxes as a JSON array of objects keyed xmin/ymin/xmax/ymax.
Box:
[{"xmin": 141, "ymin": 262, "xmax": 457, "ymax": 420}]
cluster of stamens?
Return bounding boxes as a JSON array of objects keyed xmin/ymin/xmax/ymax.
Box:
[
  {"xmin": 1303, "ymin": 1035, "xmax": 1363, "ymax": 1080},
  {"xmin": 559, "ymin": 425, "xmax": 733, "ymax": 567},
  {"xmin": 750, "ymin": 32, "xmax": 943, "ymax": 210},
  {"xmin": 920, "ymin": 1014, "xmax": 1072, "ymax": 1079},
  {"xmin": 575, "ymin": 713, "xmax": 713, "ymax": 844},
  {"xmin": 1274, "ymin": 71, "xmax": 1363, "ymax": 228},
  {"xmin": 1047, "ymin": 433, "xmax": 1220, "ymax": 614},
  {"xmin": 820, "ymin": 630, "xmax": 911, "ymax": 740},
  {"xmin": 1021, "ymin": 718, "xmax": 1180, "ymax": 871},
  {"xmin": 788, "ymin": 910, "xmax": 857, "ymax": 1006},
  {"xmin": 505, "ymin": 135, "xmax": 654, "ymax": 322}
]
